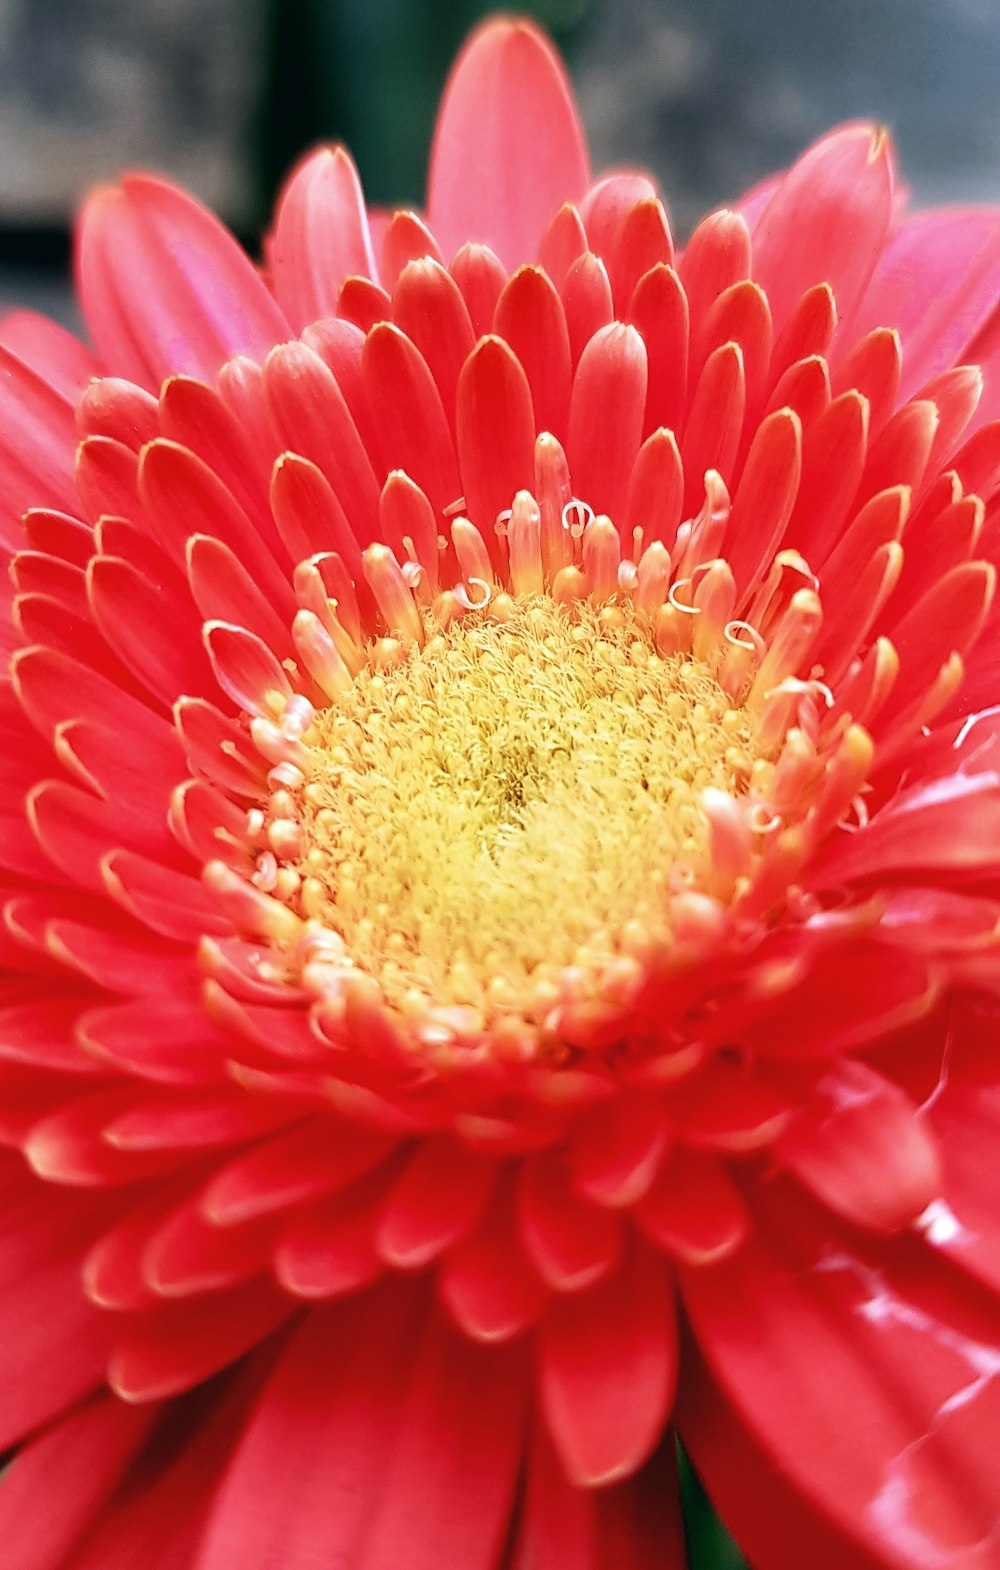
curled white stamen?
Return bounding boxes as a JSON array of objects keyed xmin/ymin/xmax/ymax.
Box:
[
  {"xmin": 763, "ymin": 676, "xmax": 835, "ymax": 709},
  {"xmin": 268, "ymin": 761, "xmax": 305, "ymax": 791},
  {"xmin": 281, "ymin": 694, "xmax": 316, "ymax": 741},
  {"xmin": 401, "ymin": 560, "xmax": 424, "ymax": 588},
  {"xmin": 668, "ymin": 578, "xmax": 701, "ymax": 614},
  {"xmin": 245, "ymin": 807, "xmax": 265, "ymax": 838},
  {"xmin": 252, "ymin": 851, "xmax": 278, "ymax": 891},
  {"xmin": 724, "ymin": 619, "xmax": 766, "ymax": 656},
  {"xmin": 442, "ymin": 496, "xmax": 467, "ymax": 518},
  {"xmin": 454, "ymin": 577, "xmax": 492, "ymax": 611},
  {"xmin": 494, "ymin": 508, "xmax": 513, "ymax": 537},
  {"xmin": 749, "ymin": 802, "xmax": 783, "ymax": 834},
  {"xmin": 617, "ymin": 560, "xmax": 639, "ymax": 592},
  {"xmin": 561, "ymin": 499, "xmax": 594, "ymax": 538}
]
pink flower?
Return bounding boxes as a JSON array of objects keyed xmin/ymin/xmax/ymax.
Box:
[{"xmin": 2, "ymin": 16, "xmax": 1000, "ymax": 1568}]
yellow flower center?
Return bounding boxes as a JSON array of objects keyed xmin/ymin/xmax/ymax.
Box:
[{"xmin": 294, "ymin": 596, "xmax": 757, "ymax": 1024}]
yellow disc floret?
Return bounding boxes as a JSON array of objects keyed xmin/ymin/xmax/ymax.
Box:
[{"xmin": 294, "ymin": 597, "xmax": 755, "ymax": 1019}]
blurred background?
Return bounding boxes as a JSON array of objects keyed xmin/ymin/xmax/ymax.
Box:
[{"xmin": 1, "ymin": 0, "xmax": 999, "ymax": 326}]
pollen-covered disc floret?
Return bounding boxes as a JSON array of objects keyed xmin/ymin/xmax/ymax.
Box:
[{"xmin": 292, "ymin": 594, "xmax": 757, "ymax": 1033}]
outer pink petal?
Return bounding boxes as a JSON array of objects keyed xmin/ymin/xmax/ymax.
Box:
[
  {"xmin": 841, "ymin": 208, "xmax": 1000, "ymax": 401},
  {"xmin": 751, "ymin": 123, "xmax": 894, "ymax": 334},
  {"xmin": 76, "ymin": 176, "xmax": 291, "ymax": 388},
  {"xmin": 268, "ymin": 146, "xmax": 378, "ymax": 330},
  {"xmin": 427, "ymin": 18, "xmax": 590, "ymax": 269}
]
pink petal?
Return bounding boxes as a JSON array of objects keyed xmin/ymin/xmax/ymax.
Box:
[
  {"xmin": 269, "ymin": 145, "xmax": 377, "ymax": 329},
  {"xmin": 77, "ymin": 175, "xmax": 291, "ymax": 388},
  {"xmin": 751, "ymin": 123, "xmax": 895, "ymax": 334},
  {"xmin": 427, "ymin": 18, "xmax": 590, "ymax": 269},
  {"xmin": 841, "ymin": 208, "xmax": 1000, "ymax": 401}
]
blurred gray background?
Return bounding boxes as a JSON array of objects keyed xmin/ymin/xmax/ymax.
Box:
[{"xmin": 0, "ymin": 0, "xmax": 998, "ymax": 324}]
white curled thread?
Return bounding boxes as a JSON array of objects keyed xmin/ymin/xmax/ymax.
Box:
[
  {"xmin": 401, "ymin": 560, "xmax": 424, "ymax": 589},
  {"xmin": 454, "ymin": 577, "xmax": 492, "ymax": 611},
  {"xmin": 280, "ymin": 694, "xmax": 315, "ymax": 742},
  {"xmin": 748, "ymin": 801, "xmax": 783, "ymax": 835},
  {"xmin": 724, "ymin": 619, "xmax": 766, "ymax": 658},
  {"xmin": 762, "ymin": 676, "xmax": 835, "ymax": 710},
  {"xmin": 494, "ymin": 508, "xmax": 513, "ymax": 538},
  {"xmin": 252, "ymin": 851, "xmax": 278, "ymax": 891},
  {"xmin": 561, "ymin": 499, "xmax": 594, "ymax": 538},
  {"xmin": 268, "ymin": 761, "xmax": 305, "ymax": 791},
  {"xmin": 617, "ymin": 560, "xmax": 639, "ymax": 592},
  {"xmin": 668, "ymin": 578, "xmax": 701, "ymax": 615}
]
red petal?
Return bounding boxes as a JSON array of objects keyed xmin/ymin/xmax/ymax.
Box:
[
  {"xmin": 627, "ymin": 264, "xmax": 689, "ymax": 439},
  {"xmin": 438, "ymin": 1178, "xmax": 547, "ymax": 1343},
  {"xmin": 455, "ymin": 336, "xmax": 535, "ymax": 552},
  {"xmin": 0, "ymin": 1393, "xmax": 156, "ymax": 1570},
  {"xmin": 361, "ymin": 323, "xmax": 460, "ymax": 513},
  {"xmin": 842, "ymin": 208, "xmax": 1000, "ymax": 401},
  {"xmin": 427, "ymin": 18, "xmax": 589, "ymax": 269},
  {"xmin": 538, "ymin": 1242, "xmax": 676, "ymax": 1485},
  {"xmin": 392, "ymin": 259, "xmax": 476, "ymax": 424},
  {"xmin": 519, "ymin": 1148, "xmax": 622, "ymax": 1290},
  {"xmin": 777, "ymin": 1060, "xmax": 942, "ymax": 1233},
  {"xmin": 560, "ymin": 251, "xmax": 614, "ymax": 366},
  {"xmin": 376, "ymin": 1136, "xmax": 496, "ymax": 1268},
  {"xmin": 637, "ymin": 1146, "xmax": 749, "ymax": 1266},
  {"xmin": 494, "ymin": 265, "xmax": 573, "ymax": 443},
  {"xmin": 683, "ymin": 1186, "xmax": 1000, "ymax": 1570},
  {"xmin": 109, "ymin": 1278, "xmax": 291, "ymax": 1401},
  {"xmin": 511, "ymin": 1423, "xmax": 688, "ymax": 1570}
]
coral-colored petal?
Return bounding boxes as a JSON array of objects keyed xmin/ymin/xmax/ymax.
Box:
[
  {"xmin": 567, "ymin": 323, "xmax": 647, "ymax": 523},
  {"xmin": 428, "ymin": 18, "xmax": 589, "ymax": 269},
  {"xmin": 455, "ymin": 336, "xmax": 535, "ymax": 553}
]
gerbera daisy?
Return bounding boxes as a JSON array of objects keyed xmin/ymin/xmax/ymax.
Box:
[{"xmin": 1, "ymin": 15, "xmax": 999, "ymax": 1568}]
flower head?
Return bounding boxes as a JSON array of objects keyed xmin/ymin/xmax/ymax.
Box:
[{"xmin": 2, "ymin": 17, "xmax": 1000, "ymax": 1568}]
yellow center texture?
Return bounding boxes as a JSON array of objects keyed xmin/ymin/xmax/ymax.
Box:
[{"xmin": 296, "ymin": 598, "xmax": 757, "ymax": 1014}]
